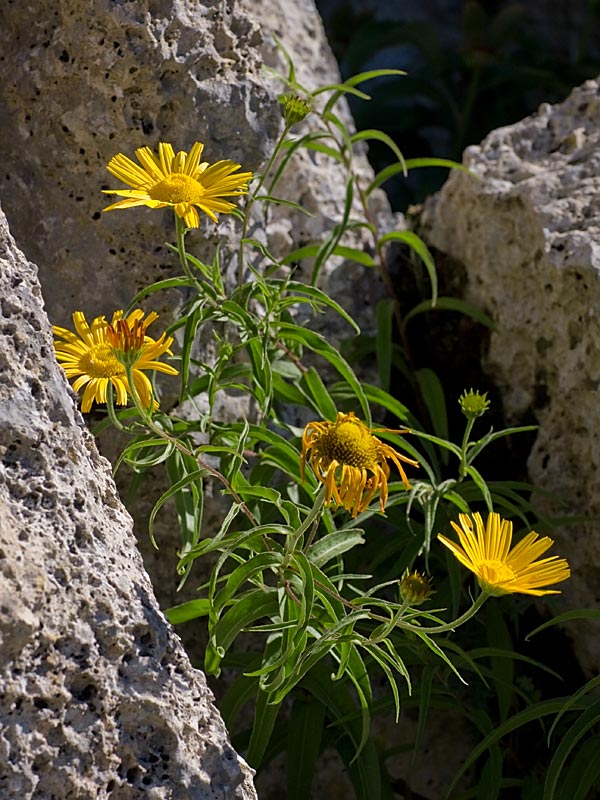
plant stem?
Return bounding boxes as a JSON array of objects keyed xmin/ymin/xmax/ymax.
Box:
[
  {"xmin": 397, "ymin": 591, "xmax": 489, "ymax": 634},
  {"xmin": 283, "ymin": 484, "xmax": 326, "ymax": 566},
  {"xmin": 123, "ymin": 364, "xmax": 259, "ymax": 526},
  {"xmin": 237, "ymin": 123, "xmax": 292, "ymax": 287},
  {"xmin": 175, "ymin": 216, "xmax": 198, "ymax": 286},
  {"xmin": 459, "ymin": 417, "xmax": 476, "ymax": 479}
]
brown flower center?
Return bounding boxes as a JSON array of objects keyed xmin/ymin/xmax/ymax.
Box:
[{"xmin": 321, "ymin": 420, "xmax": 379, "ymax": 468}]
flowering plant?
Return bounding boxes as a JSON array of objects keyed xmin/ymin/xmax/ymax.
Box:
[{"xmin": 52, "ymin": 61, "xmax": 586, "ymax": 800}]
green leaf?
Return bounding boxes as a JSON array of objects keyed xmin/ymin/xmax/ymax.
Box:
[
  {"xmin": 465, "ymin": 464, "xmax": 494, "ymax": 512},
  {"xmin": 302, "ymin": 662, "xmax": 382, "ymax": 800},
  {"xmin": 213, "ymin": 553, "xmax": 283, "ymax": 614},
  {"xmin": 311, "ymin": 178, "xmax": 354, "ymax": 285},
  {"xmin": 320, "ymin": 68, "xmax": 406, "ymax": 116},
  {"xmin": 212, "ymin": 589, "xmax": 279, "ymax": 658},
  {"xmin": 444, "ymin": 699, "xmax": 590, "ymax": 799},
  {"xmin": 219, "ymin": 669, "xmax": 260, "ymax": 729},
  {"xmin": 273, "ymin": 279, "xmax": 361, "ymax": 332},
  {"xmin": 485, "ymin": 603, "xmax": 514, "ymax": 722},
  {"xmin": 307, "ymin": 529, "xmax": 365, "ymax": 567},
  {"xmin": 547, "ymin": 675, "xmax": 600, "ymax": 744},
  {"xmin": 300, "ymin": 138, "xmax": 345, "ymax": 162},
  {"xmin": 165, "ymin": 599, "xmax": 210, "ymax": 625},
  {"xmin": 282, "ymin": 243, "xmax": 375, "ymax": 269},
  {"xmin": 300, "ymin": 367, "xmax": 339, "ymax": 420},
  {"xmin": 526, "ymin": 609, "xmax": 600, "ymax": 640},
  {"xmin": 378, "ymin": 230, "xmax": 438, "ymax": 304},
  {"xmin": 404, "ymin": 296, "xmax": 496, "ymax": 330},
  {"xmin": 246, "ymin": 687, "xmax": 282, "ymax": 768},
  {"xmin": 350, "ymin": 129, "xmax": 406, "ymax": 172},
  {"xmin": 562, "ymin": 737, "xmax": 600, "ymax": 800},
  {"xmin": 179, "ymin": 305, "xmax": 204, "ymax": 401},
  {"xmin": 413, "ymin": 667, "xmax": 434, "ymax": 764},
  {"xmin": 332, "ymin": 382, "xmax": 411, "ymax": 424},
  {"xmin": 277, "ymin": 322, "xmax": 371, "ymax": 424},
  {"xmin": 287, "ymin": 697, "xmax": 326, "ymax": 800},
  {"xmin": 544, "ymin": 699, "xmax": 600, "ymax": 800},
  {"xmin": 367, "ymin": 157, "xmax": 473, "ymax": 194},
  {"xmin": 410, "ymin": 629, "xmax": 467, "ymax": 686},
  {"xmin": 148, "ymin": 466, "xmax": 207, "ymax": 550},
  {"xmin": 253, "ymin": 194, "xmax": 314, "ymax": 215},
  {"xmin": 126, "ymin": 276, "xmax": 197, "ymax": 308},
  {"xmin": 375, "ymin": 298, "xmax": 394, "ymax": 392},
  {"xmin": 415, "ymin": 367, "xmax": 448, "ymax": 441}
]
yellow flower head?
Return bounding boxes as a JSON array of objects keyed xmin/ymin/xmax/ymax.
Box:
[
  {"xmin": 53, "ymin": 309, "xmax": 178, "ymax": 412},
  {"xmin": 438, "ymin": 511, "xmax": 571, "ymax": 597},
  {"xmin": 102, "ymin": 141, "xmax": 253, "ymax": 228},
  {"xmin": 301, "ymin": 411, "xmax": 418, "ymax": 518}
]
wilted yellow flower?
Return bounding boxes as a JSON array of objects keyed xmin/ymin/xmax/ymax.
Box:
[
  {"xmin": 53, "ymin": 309, "xmax": 178, "ymax": 412},
  {"xmin": 102, "ymin": 141, "xmax": 252, "ymax": 228},
  {"xmin": 438, "ymin": 511, "xmax": 570, "ymax": 597},
  {"xmin": 301, "ymin": 411, "xmax": 418, "ymax": 518}
]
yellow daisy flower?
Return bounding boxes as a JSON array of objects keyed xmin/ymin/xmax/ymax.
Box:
[
  {"xmin": 301, "ymin": 411, "xmax": 418, "ymax": 518},
  {"xmin": 53, "ymin": 309, "xmax": 178, "ymax": 412},
  {"xmin": 102, "ymin": 141, "xmax": 253, "ymax": 228},
  {"xmin": 438, "ymin": 511, "xmax": 571, "ymax": 597}
]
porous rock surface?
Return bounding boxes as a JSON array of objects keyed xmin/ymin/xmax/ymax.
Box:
[
  {"xmin": 0, "ymin": 0, "xmax": 280, "ymax": 327},
  {"xmin": 420, "ymin": 79, "xmax": 600, "ymax": 671},
  {"xmin": 0, "ymin": 204, "xmax": 256, "ymax": 797},
  {"xmin": 0, "ymin": 0, "xmax": 391, "ymax": 333},
  {"xmin": 0, "ymin": 0, "xmax": 394, "ymax": 613},
  {"xmin": 0, "ymin": 1, "xmax": 398, "ymax": 796}
]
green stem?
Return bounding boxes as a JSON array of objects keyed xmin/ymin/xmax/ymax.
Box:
[
  {"xmin": 283, "ymin": 484, "xmax": 326, "ymax": 566},
  {"xmin": 175, "ymin": 215, "xmax": 197, "ymax": 286},
  {"xmin": 397, "ymin": 591, "xmax": 489, "ymax": 635},
  {"xmin": 368, "ymin": 599, "xmax": 411, "ymax": 643},
  {"xmin": 237, "ymin": 122, "xmax": 292, "ymax": 287},
  {"xmin": 123, "ymin": 364, "xmax": 259, "ymax": 527},
  {"xmin": 459, "ymin": 417, "xmax": 475, "ymax": 479}
]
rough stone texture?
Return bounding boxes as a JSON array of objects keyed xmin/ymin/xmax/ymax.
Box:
[
  {"xmin": 0, "ymin": 204, "xmax": 256, "ymax": 798},
  {"xmin": 0, "ymin": 1, "xmax": 401, "ymax": 795},
  {"xmin": 0, "ymin": 0, "xmax": 395, "ymax": 612},
  {"xmin": 420, "ymin": 78, "xmax": 600, "ymax": 672},
  {"xmin": 0, "ymin": 0, "xmax": 392, "ymax": 332},
  {"xmin": 0, "ymin": 0, "xmax": 281, "ymax": 327}
]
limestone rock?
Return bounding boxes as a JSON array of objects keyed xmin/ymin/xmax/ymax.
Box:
[
  {"xmin": 0, "ymin": 0, "xmax": 392, "ymax": 335},
  {"xmin": 0, "ymin": 0, "xmax": 395, "ymax": 610},
  {"xmin": 0, "ymin": 204, "xmax": 256, "ymax": 797},
  {"xmin": 420, "ymin": 78, "xmax": 600, "ymax": 671},
  {"xmin": 0, "ymin": 0, "xmax": 281, "ymax": 327}
]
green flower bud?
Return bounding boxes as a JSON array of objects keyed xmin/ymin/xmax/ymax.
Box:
[
  {"xmin": 399, "ymin": 570, "xmax": 434, "ymax": 606},
  {"xmin": 279, "ymin": 93, "xmax": 312, "ymax": 126},
  {"xmin": 459, "ymin": 388, "xmax": 490, "ymax": 420}
]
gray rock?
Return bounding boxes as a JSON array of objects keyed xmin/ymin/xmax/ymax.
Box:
[
  {"xmin": 0, "ymin": 0, "xmax": 280, "ymax": 327},
  {"xmin": 0, "ymin": 0, "xmax": 397, "ymax": 628},
  {"xmin": 420, "ymin": 78, "xmax": 600, "ymax": 672},
  {"xmin": 0, "ymin": 203, "xmax": 256, "ymax": 797}
]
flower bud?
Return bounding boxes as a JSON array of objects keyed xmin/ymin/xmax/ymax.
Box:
[
  {"xmin": 279, "ymin": 93, "xmax": 312, "ymax": 126},
  {"xmin": 459, "ymin": 388, "xmax": 490, "ymax": 420},
  {"xmin": 399, "ymin": 570, "xmax": 433, "ymax": 606}
]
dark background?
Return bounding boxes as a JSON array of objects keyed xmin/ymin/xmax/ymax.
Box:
[{"xmin": 315, "ymin": 0, "xmax": 600, "ymax": 210}]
